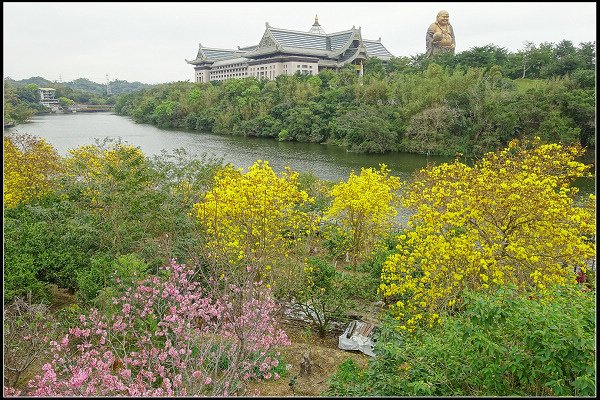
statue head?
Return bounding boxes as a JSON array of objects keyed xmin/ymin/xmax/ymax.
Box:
[{"xmin": 436, "ymin": 10, "xmax": 450, "ymax": 25}]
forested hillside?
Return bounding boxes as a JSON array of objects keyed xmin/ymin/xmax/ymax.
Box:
[
  {"xmin": 115, "ymin": 40, "xmax": 595, "ymax": 157},
  {"xmin": 3, "ymin": 77, "xmax": 153, "ymax": 124},
  {"xmin": 4, "ymin": 77, "xmax": 151, "ymax": 96}
]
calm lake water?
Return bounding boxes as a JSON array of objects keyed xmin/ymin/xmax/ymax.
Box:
[
  {"xmin": 8, "ymin": 112, "xmax": 595, "ymax": 196},
  {"xmin": 9, "ymin": 112, "xmax": 455, "ymax": 183}
]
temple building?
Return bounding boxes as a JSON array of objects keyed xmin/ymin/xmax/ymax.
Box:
[{"xmin": 186, "ymin": 16, "xmax": 394, "ymax": 83}]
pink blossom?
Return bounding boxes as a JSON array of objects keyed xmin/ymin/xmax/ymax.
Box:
[
  {"xmin": 25, "ymin": 261, "xmax": 289, "ymax": 397},
  {"xmin": 4, "ymin": 387, "xmax": 22, "ymax": 397}
]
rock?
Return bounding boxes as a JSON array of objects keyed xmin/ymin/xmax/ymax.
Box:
[{"xmin": 299, "ymin": 350, "xmax": 312, "ymax": 376}]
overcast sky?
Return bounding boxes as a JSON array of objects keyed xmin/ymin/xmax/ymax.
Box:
[{"xmin": 3, "ymin": 2, "xmax": 596, "ymax": 85}]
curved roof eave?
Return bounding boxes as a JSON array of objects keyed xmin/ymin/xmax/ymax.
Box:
[
  {"xmin": 211, "ymin": 57, "xmax": 250, "ymax": 67},
  {"xmin": 330, "ymin": 28, "xmax": 361, "ymax": 58},
  {"xmin": 186, "ymin": 58, "xmax": 208, "ymax": 65}
]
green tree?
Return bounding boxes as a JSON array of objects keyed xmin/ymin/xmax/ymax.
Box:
[{"xmin": 58, "ymin": 97, "xmax": 75, "ymax": 108}]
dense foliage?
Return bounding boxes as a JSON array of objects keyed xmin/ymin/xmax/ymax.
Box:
[
  {"xmin": 114, "ymin": 40, "xmax": 595, "ymax": 156},
  {"xmin": 3, "ymin": 82, "xmax": 48, "ymax": 123},
  {"xmin": 3, "ymin": 130, "xmax": 595, "ymax": 396},
  {"xmin": 3, "ymin": 133, "xmax": 221, "ymax": 303},
  {"xmin": 326, "ymin": 285, "xmax": 596, "ymax": 396}
]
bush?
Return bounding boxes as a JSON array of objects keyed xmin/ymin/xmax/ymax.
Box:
[
  {"xmin": 3, "ymin": 295, "xmax": 62, "ymax": 388},
  {"xmin": 290, "ymin": 258, "xmax": 352, "ymax": 336},
  {"xmin": 76, "ymin": 253, "xmax": 149, "ymax": 305},
  {"xmin": 323, "ymin": 359, "xmax": 365, "ymax": 396},
  {"xmin": 3, "ymin": 196, "xmax": 99, "ymax": 303},
  {"xmin": 326, "ymin": 285, "xmax": 596, "ymax": 396},
  {"xmin": 23, "ymin": 260, "xmax": 290, "ymax": 396}
]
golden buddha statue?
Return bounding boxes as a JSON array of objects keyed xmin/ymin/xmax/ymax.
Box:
[{"xmin": 426, "ymin": 10, "xmax": 456, "ymax": 57}]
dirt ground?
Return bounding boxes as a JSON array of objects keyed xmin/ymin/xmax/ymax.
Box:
[{"xmin": 246, "ymin": 320, "xmax": 372, "ymax": 397}]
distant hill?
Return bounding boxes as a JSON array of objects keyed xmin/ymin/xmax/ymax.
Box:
[{"xmin": 4, "ymin": 76, "xmax": 153, "ymax": 95}]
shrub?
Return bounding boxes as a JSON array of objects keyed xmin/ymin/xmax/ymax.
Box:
[
  {"xmin": 64, "ymin": 141, "xmax": 203, "ymax": 269},
  {"xmin": 75, "ymin": 253, "xmax": 149, "ymax": 305},
  {"xmin": 3, "ymin": 295, "xmax": 61, "ymax": 388},
  {"xmin": 3, "ymin": 195, "xmax": 99, "ymax": 303},
  {"xmin": 323, "ymin": 359, "xmax": 365, "ymax": 396},
  {"xmin": 24, "ymin": 260, "xmax": 290, "ymax": 396},
  {"xmin": 290, "ymin": 258, "xmax": 351, "ymax": 336},
  {"xmin": 327, "ymin": 285, "xmax": 595, "ymax": 396}
]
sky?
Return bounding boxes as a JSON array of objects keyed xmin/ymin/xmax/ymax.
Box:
[{"xmin": 3, "ymin": 2, "xmax": 596, "ymax": 85}]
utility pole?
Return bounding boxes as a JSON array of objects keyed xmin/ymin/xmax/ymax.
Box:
[{"xmin": 106, "ymin": 74, "xmax": 112, "ymax": 96}]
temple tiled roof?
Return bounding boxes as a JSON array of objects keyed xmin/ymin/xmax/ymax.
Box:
[
  {"xmin": 363, "ymin": 40, "xmax": 394, "ymax": 59},
  {"xmin": 186, "ymin": 45, "xmax": 247, "ymax": 65},
  {"xmin": 188, "ymin": 19, "xmax": 394, "ymax": 68},
  {"xmin": 329, "ymin": 31, "xmax": 354, "ymax": 51},
  {"xmin": 270, "ymin": 28, "xmax": 328, "ymax": 50},
  {"xmin": 260, "ymin": 25, "xmax": 393, "ymax": 61},
  {"xmin": 202, "ymin": 48, "xmax": 243, "ymax": 61}
]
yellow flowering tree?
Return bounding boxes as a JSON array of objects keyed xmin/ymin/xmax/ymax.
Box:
[
  {"xmin": 64, "ymin": 143, "xmax": 150, "ymax": 189},
  {"xmin": 326, "ymin": 164, "xmax": 402, "ymax": 264},
  {"xmin": 193, "ymin": 160, "xmax": 317, "ymax": 277},
  {"xmin": 3, "ymin": 133, "xmax": 63, "ymax": 208},
  {"xmin": 380, "ymin": 138, "xmax": 596, "ymax": 330}
]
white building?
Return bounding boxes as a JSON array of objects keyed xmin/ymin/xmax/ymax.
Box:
[
  {"xmin": 186, "ymin": 17, "xmax": 394, "ymax": 83},
  {"xmin": 38, "ymin": 87, "xmax": 61, "ymax": 111}
]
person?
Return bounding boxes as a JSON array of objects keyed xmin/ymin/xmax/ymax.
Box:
[{"xmin": 426, "ymin": 10, "xmax": 455, "ymax": 57}]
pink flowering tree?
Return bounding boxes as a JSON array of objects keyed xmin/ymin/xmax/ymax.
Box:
[{"xmin": 23, "ymin": 260, "xmax": 289, "ymax": 396}]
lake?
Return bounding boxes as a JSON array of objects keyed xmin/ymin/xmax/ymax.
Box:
[
  {"xmin": 8, "ymin": 112, "xmax": 454, "ymax": 184},
  {"xmin": 7, "ymin": 112, "xmax": 595, "ymax": 198}
]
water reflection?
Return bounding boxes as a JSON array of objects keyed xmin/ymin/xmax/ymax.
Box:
[
  {"xmin": 12, "ymin": 112, "xmax": 453, "ymax": 183},
  {"xmin": 10, "ymin": 112, "xmax": 595, "ymax": 194}
]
